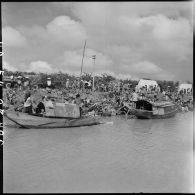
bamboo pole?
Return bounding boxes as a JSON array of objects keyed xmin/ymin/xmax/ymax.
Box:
[{"xmin": 80, "ymin": 40, "xmax": 87, "ymax": 78}]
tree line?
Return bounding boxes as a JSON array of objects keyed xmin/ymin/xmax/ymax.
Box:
[{"xmin": 3, "ymin": 69, "xmax": 192, "ymax": 92}]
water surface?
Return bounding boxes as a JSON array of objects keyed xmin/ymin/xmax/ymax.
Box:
[{"xmin": 3, "ymin": 112, "xmax": 194, "ymax": 193}]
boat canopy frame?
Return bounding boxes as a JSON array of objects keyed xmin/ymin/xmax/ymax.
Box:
[{"xmin": 136, "ymin": 100, "xmax": 153, "ymax": 111}]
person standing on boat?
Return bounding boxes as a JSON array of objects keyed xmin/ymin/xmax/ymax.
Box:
[
  {"xmin": 132, "ymin": 89, "xmax": 138, "ymax": 108},
  {"xmin": 72, "ymin": 94, "xmax": 82, "ymax": 116},
  {"xmin": 23, "ymin": 91, "xmax": 33, "ymax": 114}
]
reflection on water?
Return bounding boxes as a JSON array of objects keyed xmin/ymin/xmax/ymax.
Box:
[{"xmin": 3, "ymin": 112, "xmax": 193, "ymax": 193}]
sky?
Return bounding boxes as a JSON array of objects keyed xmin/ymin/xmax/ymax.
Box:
[{"xmin": 1, "ymin": 2, "xmax": 193, "ymax": 82}]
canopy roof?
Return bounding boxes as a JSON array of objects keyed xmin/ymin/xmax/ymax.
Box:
[
  {"xmin": 137, "ymin": 79, "xmax": 158, "ymax": 88},
  {"xmin": 178, "ymin": 83, "xmax": 192, "ymax": 91}
]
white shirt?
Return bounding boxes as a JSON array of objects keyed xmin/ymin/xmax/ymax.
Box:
[{"xmin": 24, "ymin": 97, "xmax": 32, "ymax": 107}]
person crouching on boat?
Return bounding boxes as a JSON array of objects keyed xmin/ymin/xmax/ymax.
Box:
[
  {"xmin": 23, "ymin": 91, "xmax": 33, "ymax": 114},
  {"xmin": 35, "ymin": 96, "xmax": 46, "ymax": 114}
]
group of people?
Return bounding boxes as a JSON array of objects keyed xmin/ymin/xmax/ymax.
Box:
[
  {"xmin": 22, "ymin": 91, "xmax": 46, "ymax": 114},
  {"xmin": 21, "ymin": 90, "xmax": 86, "ymax": 116},
  {"xmin": 4, "ymin": 79, "xmax": 193, "ymax": 117}
]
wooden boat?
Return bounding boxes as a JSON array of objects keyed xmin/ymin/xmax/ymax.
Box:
[
  {"xmin": 4, "ymin": 111, "xmax": 101, "ymax": 129},
  {"xmin": 132, "ymin": 100, "xmax": 178, "ymax": 119}
]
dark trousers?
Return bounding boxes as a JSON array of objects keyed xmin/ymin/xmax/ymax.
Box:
[{"xmin": 23, "ymin": 105, "xmax": 33, "ymax": 114}]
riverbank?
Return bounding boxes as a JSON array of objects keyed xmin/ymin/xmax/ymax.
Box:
[{"xmin": 3, "ymin": 86, "xmax": 193, "ymax": 117}]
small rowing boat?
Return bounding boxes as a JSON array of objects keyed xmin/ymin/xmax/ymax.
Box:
[{"xmin": 4, "ymin": 111, "xmax": 101, "ymax": 129}]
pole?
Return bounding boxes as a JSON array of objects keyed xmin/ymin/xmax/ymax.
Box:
[
  {"xmin": 46, "ymin": 72, "xmax": 47, "ymax": 88},
  {"xmin": 92, "ymin": 55, "xmax": 96, "ymax": 93},
  {"xmin": 80, "ymin": 40, "xmax": 87, "ymax": 78}
]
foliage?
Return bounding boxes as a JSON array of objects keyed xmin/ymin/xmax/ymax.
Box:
[{"xmin": 3, "ymin": 69, "xmax": 184, "ymax": 90}]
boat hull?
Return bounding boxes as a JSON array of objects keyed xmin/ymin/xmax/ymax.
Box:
[
  {"xmin": 133, "ymin": 109, "xmax": 178, "ymax": 119},
  {"xmin": 4, "ymin": 111, "xmax": 101, "ymax": 129}
]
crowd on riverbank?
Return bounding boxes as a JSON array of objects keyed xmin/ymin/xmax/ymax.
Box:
[{"xmin": 3, "ymin": 80, "xmax": 193, "ymax": 117}]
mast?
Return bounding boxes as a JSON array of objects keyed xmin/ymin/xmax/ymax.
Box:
[{"xmin": 80, "ymin": 40, "xmax": 87, "ymax": 78}]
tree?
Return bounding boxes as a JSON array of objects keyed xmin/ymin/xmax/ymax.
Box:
[{"xmin": 81, "ymin": 73, "xmax": 92, "ymax": 81}]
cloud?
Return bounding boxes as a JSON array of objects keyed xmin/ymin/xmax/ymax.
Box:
[
  {"xmin": 2, "ymin": 26, "xmax": 28, "ymax": 47},
  {"xmin": 46, "ymin": 15, "xmax": 87, "ymax": 49},
  {"xmin": 1, "ymin": 2, "xmax": 193, "ymax": 82},
  {"xmin": 57, "ymin": 48, "xmax": 113, "ymax": 73},
  {"xmin": 129, "ymin": 61, "xmax": 174, "ymax": 81},
  {"xmin": 131, "ymin": 61, "xmax": 162, "ymax": 74},
  {"xmin": 70, "ymin": 2, "xmax": 192, "ymax": 23},
  {"xmin": 135, "ymin": 14, "xmax": 192, "ymax": 42},
  {"xmin": 3, "ymin": 61, "xmax": 17, "ymax": 71},
  {"xmin": 29, "ymin": 61, "xmax": 55, "ymax": 74}
]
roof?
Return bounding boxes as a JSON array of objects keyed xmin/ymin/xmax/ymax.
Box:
[
  {"xmin": 137, "ymin": 79, "xmax": 158, "ymax": 88},
  {"xmin": 150, "ymin": 101, "xmax": 175, "ymax": 107},
  {"xmin": 178, "ymin": 83, "xmax": 192, "ymax": 91}
]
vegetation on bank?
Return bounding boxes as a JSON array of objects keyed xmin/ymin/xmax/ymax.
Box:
[{"xmin": 3, "ymin": 69, "xmax": 192, "ymax": 92}]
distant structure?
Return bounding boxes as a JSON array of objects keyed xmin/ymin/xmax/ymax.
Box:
[
  {"xmin": 3, "ymin": 75, "xmax": 32, "ymax": 89},
  {"xmin": 3, "ymin": 75, "xmax": 17, "ymax": 88},
  {"xmin": 178, "ymin": 83, "xmax": 192, "ymax": 94},
  {"xmin": 135, "ymin": 79, "xmax": 158, "ymax": 91}
]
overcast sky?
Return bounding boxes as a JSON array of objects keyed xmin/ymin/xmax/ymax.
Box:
[{"xmin": 2, "ymin": 2, "xmax": 193, "ymax": 81}]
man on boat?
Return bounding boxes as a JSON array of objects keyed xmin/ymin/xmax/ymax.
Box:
[
  {"xmin": 23, "ymin": 91, "xmax": 33, "ymax": 114},
  {"xmin": 132, "ymin": 89, "xmax": 138, "ymax": 108},
  {"xmin": 71, "ymin": 93, "xmax": 83, "ymax": 116},
  {"xmin": 35, "ymin": 96, "xmax": 46, "ymax": 114}
]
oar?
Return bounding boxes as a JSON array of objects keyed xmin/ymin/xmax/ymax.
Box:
[
  {"xmin": 37, "ymin": 121, "xmax": 57, "ymax": 127},
  {"xmin": 4, "ymin": 112, "xmax": 30, "ymax": 129},
  {"xmin": 99, "ymin": 121, "xmax": 114, "ymax": 125}
]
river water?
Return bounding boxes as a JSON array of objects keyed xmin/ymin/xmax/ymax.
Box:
[{"xmin": 3, "ymin": 112, "xmax": 194, "ymax": 193}]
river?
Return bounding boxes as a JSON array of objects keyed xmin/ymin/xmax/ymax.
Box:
[{"xmin": 3, "ymin": 111, "xmax": 194, "ymax": 193}]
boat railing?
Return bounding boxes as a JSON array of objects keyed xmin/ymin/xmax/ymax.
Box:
[{"xmin": 133, "ymin": 108, "xmax": 154, "ymax": 112}]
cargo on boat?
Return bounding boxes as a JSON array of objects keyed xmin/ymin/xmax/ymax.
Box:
[
  {"xmin": 4, "ymin": 111, "xmax": 101, "ymax": 129},
  {"xmin": 133, "ymin": 100, "xmax": 178, "ymax": 119},
  {"xmin": 44, "ymin": 102, "xmax": 81, "ymax": 118}
]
